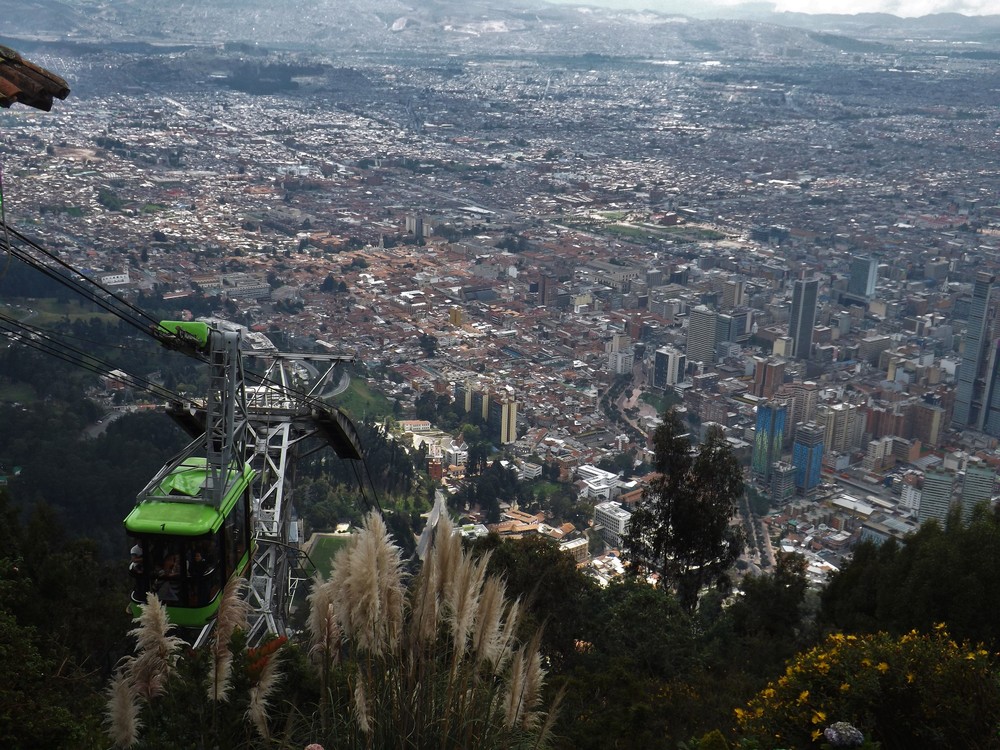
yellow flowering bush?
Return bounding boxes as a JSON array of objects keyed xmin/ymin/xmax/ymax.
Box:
[{"xmin": 735, "ymin": 626, "xmax": 1000, "ymax": 749}]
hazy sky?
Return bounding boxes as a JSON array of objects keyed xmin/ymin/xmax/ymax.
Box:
[
  {"xmin": 574, "ymin": 0, "xmax": 998, "ymax": 16},
  {"xmin": 738, "ymin": 0, "xmax": 996, "ymax": 14}
]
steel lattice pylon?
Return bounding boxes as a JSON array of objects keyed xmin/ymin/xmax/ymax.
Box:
[
  {"xmin": 164, "ymin": 328, "xmax": 360, "ymax": 649},
  {"xmin": 242, "ymin": 353, "xmax": 360, "ymax": 645}
]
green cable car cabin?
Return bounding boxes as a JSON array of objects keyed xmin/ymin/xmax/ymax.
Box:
[{"xmin": 125, "ymin": 457, "xmax": 255, "ymax": 627}]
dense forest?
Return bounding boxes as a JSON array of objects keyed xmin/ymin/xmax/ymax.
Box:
[
  {"xmin": 2, "ymin": 309, "xmax": 1000, "ymax": 747},
  {"xmin": 5, "ymin": 474, "xmax": 1000, "ymax": 748}
]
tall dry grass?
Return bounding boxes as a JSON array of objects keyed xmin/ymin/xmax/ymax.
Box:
[
  {"xmin": 207, "ymin": 575, "xmax": 250, "ymax": 703},
  {"xmin": 106, "ymin": 593, "xmax": 184, "ymax": 748},
  {"xmin": 309, "ymin": 511, "xmax": 559, "ymax": 749},
  {"xmin": 104, "ymin": 513, "xmax": 557, "ymax": 749},
  {"xmin": 105, "ymin": 580, "xmax": 288, "ymax": 748}
]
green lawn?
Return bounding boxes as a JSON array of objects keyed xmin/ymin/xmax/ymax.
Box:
[
  {"xmin": 0, "ymin": 382, "xmax": 37, "ymax": 403},
  {"xmin": 528, "ymin": 480, "xmax": 563, "ymax": 499},
  {"xmin": 308, "ymin": 534, "xmax": 352, "ymax": 579},
  {"xmin": 564, "ymin": 218, "xmax": 727, "ymax": 244},
  {"xmin": 640, "ymin": 390, "xmax": 679, "ymax": 415},
  {"xmin": 330, "ymin": 377, "xmax": 394, "ymax": 421},
  {"xmin": 3, "ymin": 298, "xmax": 120, "ymax": 326}
]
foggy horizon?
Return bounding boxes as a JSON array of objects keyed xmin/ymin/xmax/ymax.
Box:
[{"xmin": 548, "ymin": 0, "xmax": 998, "ymax": 18}]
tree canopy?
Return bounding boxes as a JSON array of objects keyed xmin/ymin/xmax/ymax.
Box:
[
  {"xmin": 821, "ymin": 506, "xmax": 1000, "ymax": 648},
  {"xmin": 623, "ymin": 409, "xmax": 745, "ymax": 611}
]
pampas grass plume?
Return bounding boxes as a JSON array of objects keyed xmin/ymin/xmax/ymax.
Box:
[
  {"xmin": 208, "ymin": 576, "xmax": 249, "ymax": 702},
  {"xmin": 472, "ymin": 576, "xmax": 505, "ymax": 666},
  {"xmin": 106, "ymin": 666, "xmax": 142, "ymax": 748},
  {"xmin": 331, "ymin": 512, "xmax": 405, "ymax": 656},
  {"xmin": 447, "ymin": 550, "xmax": 490, "ymax": 657},
  {"xmin": 246, "ymin": 649, "xmax": 284, "ymax": 739},
  {"xmin": 307, "ymin": 576, "xmax": 341, "ymax": 666},
  {"xmin": 353, "ymin": 679, "xmax": 372, "ymax": 736},
  {"xmin": 128, "ymin": 593, "xmax": 184, "ymax": 701}
]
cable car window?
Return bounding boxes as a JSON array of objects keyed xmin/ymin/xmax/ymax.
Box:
[
  {"xmin": 185, "ymin": 536, "xmax": 221, "ymax": 608},
  {"xmin": 138, "ymin": 539, "xmax": 183, "ymax": 605}
]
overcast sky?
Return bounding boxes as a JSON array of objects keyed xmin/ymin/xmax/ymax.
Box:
[
  {"xmin": 567, "ymin": 0, "xmax": 998, "ymax": 16},
  {"xmin": 740, "ymin": 0, "xmax": 995, "ymax": 14}
]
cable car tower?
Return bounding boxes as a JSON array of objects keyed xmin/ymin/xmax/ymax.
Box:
[
  {"xmin": 1, "ymin": 62, "xmax": 366, "ymax": 646},
  {"xmin": 240, "ymin": 349, "xmax": 362, "ymax": 645},
  {"xmin": 145, "ymin": 320, "xmax": 363, "ymax": 647}
]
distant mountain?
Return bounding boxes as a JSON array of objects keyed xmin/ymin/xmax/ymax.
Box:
[
  {"xmin": 744, "ymin": 10, "xmax": 1000, "ymax": 41},
  {"xmin": 0, "ymin": 0, "xmax": 997, "ymax": 57}
]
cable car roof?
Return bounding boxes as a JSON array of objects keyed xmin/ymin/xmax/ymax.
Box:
[{"xmin": 124, "ymin": 498, "xmax": 227, "ymax": 537}]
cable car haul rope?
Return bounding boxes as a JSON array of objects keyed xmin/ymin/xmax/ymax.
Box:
[{"xmin": 2, "ymin": 210, "xmax": 374, "ymax": 647}]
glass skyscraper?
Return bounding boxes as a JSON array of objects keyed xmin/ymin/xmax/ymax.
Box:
[
  {"xmin": 789, "ymin": 277, "xmax": 819, "ymax": 360},
  {"xmin": 792, "ymin": 422, "xmax": 824, "ymax": 495},
  {"xmin": 752, "ymin": 401, "xmax": 787, "ymax": 481},
  {"xmin": 953, "ymin": 271, "xmax": 995, "ymax": 429},
  {"xmin": 846, "ymin": 255, "xmax": 877, "ymax": 300}
]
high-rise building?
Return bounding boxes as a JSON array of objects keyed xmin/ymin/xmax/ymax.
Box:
[
  {"xmin": 770, "ymin": 461, "xmax": 797, "ymax": 505},
  {"xmin": 862, "ymin": 436, "xmax": 895, "ymax": 473},
  {"xmin": 710, "ymin": 309, "xmax": 751, "ymax": 347},
  {"xmin": 788, "ymin": 277, "xmax": 819, "ymax": 360},
  {"xmin": 686, "ymin": 305, "xmax": 718, "ymax": 365},
  {"xmin": 606, "ymin": 333, "xmax": 634, "ymax": 375},
  {"xmin": 978, "ymin": 340, "xmax": 1000, "ymax": 437},
  {"xmin": 777, "ymin": 381, "xmax": 819, "ymax": 445},
  {"xmin": 847, "ymin": 255, "xmax": 878, "ymax": 300},
  {"xmin": 959, "ymin": 458, "xmax": 995, "ymax": 525},
  {"xmin": 454, "ymin": 379, "xmax": 480, "ymax": 415},
  {"xmin": 457, "ymin": 381, "xmax": 517, "ymax": 443},
  {"xmin": 722, "ymin": 278, "xmax": 746, "ymax": 309},
  {"xmin": 752, "ymin": 357, "xmax": 787, "ymax": 399},
  {"xmin": 919, "ymin": 467, "xmax": 956, "ymax": 528},
  {"xmin": 792, "ymin": 422, "xmax": 824, "ymax": 495},
  {"xmin": 594, "ymin": 501, "xmax": 632, "ymax": 548},
  {"xmin": 911, "ymin": 401, "xmax": 945, "ymax": 447},
  {"xmin": 953, "ymin": 272, "xmax": 995, "ymax": 428},
  {"xmin": 730, "ymin": 307, "xmax": 754, "ymax": 343},
  {"xmin": 488, "ymin": 391, "xmax": 518, "ymax": 445},
  {"xmin": 645, "ymin": 268, "xmax": 665, "ymax": 287},
  {"xmin": 816, "ymin": 402, "xmax": 864, "ymax": 455},
  {"xmin": 653, "ymin": 346, "xmax": 686, "ymax": 388},
  {"xmin": 716, "ymin": 313, "xmax": 735, "ymax": 350},
  {"xmin": 752, "ymin": 401, "xmax": 787, "ymax": 481}
]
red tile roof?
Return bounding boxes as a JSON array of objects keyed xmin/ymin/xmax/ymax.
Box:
[{"xmin": 0, "ymin": 46, "xmax": 70, "ymax": 111}]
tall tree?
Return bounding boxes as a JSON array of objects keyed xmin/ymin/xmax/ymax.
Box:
[
  {"xmin": 623, "ymin": 409, "xmax": 745, "ymax": 611},
  {"xmin": 821, "ymin": 506, "xmax": 1000, "ymax": 648}
]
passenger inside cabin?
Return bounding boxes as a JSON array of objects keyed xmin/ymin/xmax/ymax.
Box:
[
  {"xmin": 190, "ymin": 539, "xmax": 221, "ymax": 605},
  {"xmin": 129, "ymin": 543, "xmax": 143, "ymax": 574},
  {"xmin": 156, "ymin": 552, "xmax": 181, "ymax": 604},
  {"xmin": 129, "ymin": 543, "xmax": 144, "ymax": 601}
]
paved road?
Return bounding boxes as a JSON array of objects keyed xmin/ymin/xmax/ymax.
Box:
[
  {"xmin": 318, "ymin": 369, "xmax": 350, "ymax": 399},
  {"xmin": 82, "ymin": 409, "xmax": 127, "ymax": 438},
  {"xmin": 329, "ymin": 370, "xmax": 350, "ymax": 397}
]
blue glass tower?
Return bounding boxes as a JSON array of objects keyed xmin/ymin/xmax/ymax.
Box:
[
  {"xmin": 752, "ymin": 401, "xmax": 787, "ymax": 481},
  {"xmin": 792, "ymin": 422, "xmax": 824, "ymax": 495}
]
